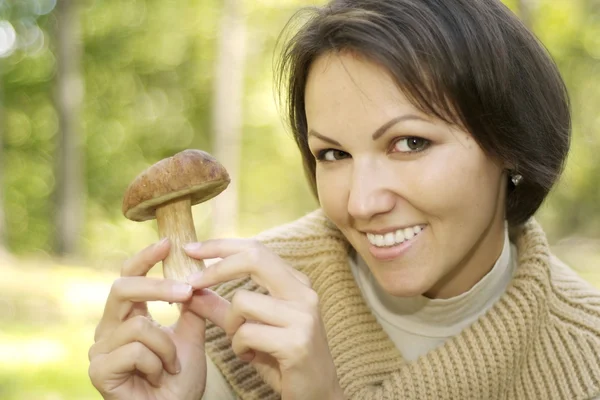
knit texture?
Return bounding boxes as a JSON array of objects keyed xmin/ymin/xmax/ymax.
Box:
[{"xmin": 204, "ymin": 209, "xmax": 600, "ymax": 399}]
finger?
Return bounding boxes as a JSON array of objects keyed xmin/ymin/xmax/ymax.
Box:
[
  {"xmin": 230, "ymin": 323, "xmax": 289, "ymax": 361},
  {"xmin": 185, "ymin": 289, "xmax": 231, "ymax": 331},
  {"xmin": 174, "ymin": 298, "xmax": 208, "ymax": 346},
  {"xmin": 288, "ymin": 268, "xmax": 312, "ymax": 288},
  {"xmin": 121, "ymin": 238, "xmax": 170, "ymax": 277},
  {"xmin": 120, "ymin": 239, "xmax": 172, "ymax": 319},
  {"xmin": 89, "ymin": 315, "xmax": 180, "ymax": 375},
  {"xmin": 189, "ymin": 251, "xmax": 303, "ymax": 300},
  {"xmin": 96, "ymin": 277, "xmax": 192, "ymax": 341},
  {"xmin": 186, "ymin": 239, "xmax": 312, "ymax": 288},
  {"xmin": 185, "ymin": 241, "xmax": 308, "ymax": 301},
  {"xmin": 184, "ymin": 238, "xmax": 255, "ymax": 259},
  {"xmin": 225, "ymin": 291, "xmax": 295, "ymax": 338},
  {"xmin": 89, "ymin": 342, "xmax": 164, "ymax": 391}
]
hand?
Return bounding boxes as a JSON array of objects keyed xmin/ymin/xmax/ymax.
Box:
[
  {"xmin": 185, "ymin": 239, "xmax": 344, "ymax": 400},
  {"xmin": 88, "ymin": 239, "xmax": 228, "ymax": 400}
]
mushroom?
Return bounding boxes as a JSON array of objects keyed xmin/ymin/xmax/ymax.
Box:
[{"xmin": 122, "ymin": 149, "xmax": 230, "ymax": 281}]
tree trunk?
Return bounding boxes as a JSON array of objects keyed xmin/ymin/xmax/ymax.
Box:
[
  {"xmin": 0, "ymin": 76, "xmax": 7, "ymax": 252},
  {"xmin": 54, "ymin": 0, "xmax": 85, "ymax": 256},
  {"xmin": 211, "ymin": 0, "xmax": 247, "ymax": 237}
]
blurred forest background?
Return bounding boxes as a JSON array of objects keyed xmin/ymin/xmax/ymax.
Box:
[{"xmin": 0, "ymin": 0, "xmax": 598, "ymax": 399}]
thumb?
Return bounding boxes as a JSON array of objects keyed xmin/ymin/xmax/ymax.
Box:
[{"xmin": 175, "ymin": 289, "xmax": 229, "ymax": 343}]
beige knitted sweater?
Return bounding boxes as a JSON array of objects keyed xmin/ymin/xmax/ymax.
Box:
[{"xmin": 204, "ymin": 209, "xmax": 600, "ymax": 399}]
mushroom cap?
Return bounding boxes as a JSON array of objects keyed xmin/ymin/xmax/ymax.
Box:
[{"xmin": 122, "ymin": 149, "xmax": 230, "ymax": 222}]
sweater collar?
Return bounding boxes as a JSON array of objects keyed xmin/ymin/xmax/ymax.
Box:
[{"xmin": 299, "ymin": 209, "xmax": 552, "ymax": 396}]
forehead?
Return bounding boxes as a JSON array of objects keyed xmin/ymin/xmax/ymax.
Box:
[{"xmin": 305, "ymin": 52, "xmax": 424, "ymax": 129}]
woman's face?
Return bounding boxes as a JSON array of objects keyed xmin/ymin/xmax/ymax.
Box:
[{"xmin": 305, "ymin": 52, "xmax": 508, "ymax": 299}]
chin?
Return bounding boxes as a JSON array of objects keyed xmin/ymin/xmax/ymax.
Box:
[
  {"xmin": 381, "ymin": 282, "xmax": 428, "ymax": 298},
  {"xmin": 371, "ymin": 265, "xmax": 432, "ymax": 298}
]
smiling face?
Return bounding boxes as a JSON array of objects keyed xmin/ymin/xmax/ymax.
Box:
[{"xmin": 305, "ymin": 52, "xmax": 508, "ymax": 299}]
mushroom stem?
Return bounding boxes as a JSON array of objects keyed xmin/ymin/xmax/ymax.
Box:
[{"xmin": 155, "ymin": 196, "xmax": 205, "ymax": 281}]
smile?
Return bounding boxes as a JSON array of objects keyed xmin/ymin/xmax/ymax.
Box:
[{"xmin": 366, "ymin": 225, "xmax": 425, "ymax": 248}]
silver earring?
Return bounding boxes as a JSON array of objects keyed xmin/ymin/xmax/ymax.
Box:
[{"xmin": 511, "ymin": 173, "xmax": 523, "ymax": 186}]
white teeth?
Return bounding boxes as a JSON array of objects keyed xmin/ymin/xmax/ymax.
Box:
[
  {"xmin": 366, "ymin": 225, "xmax": 424, "ymax": 248},
  {"xmin": 384, "ymin": 232, "xmax": 395, "ymax": 246},
  {"xmin": 395, "ymin": 229, "xmax": 405, "ymax": 243}
]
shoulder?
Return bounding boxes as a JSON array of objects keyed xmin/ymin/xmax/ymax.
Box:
[
  {"xmin": 510, "ymin": 218, "xmax": 600, "ymax": 343},
  {"xmin": 510, "ymin": 221, "xmax": 600, "ymax": 398},
  {"xmin": 549, "ymin": 253, "xmax": 598, "ymax": 285},
  {"xmin": 547, "ymin": 254, "xmax": 600, "ymax": 323},
  {"xmin": 510, "ymin": 219, "xmax": 600, "ymax": 313},
  {"xmin": 253, "ymin": 208, "xmax": 346, "ymax": 244},
  {"xmin": 545, "ymin": 255, "xmax": 600, "ymax": 398},
  {"xmin": 251, "ymin": 208, "xmax": 350, "ymax": 261}
]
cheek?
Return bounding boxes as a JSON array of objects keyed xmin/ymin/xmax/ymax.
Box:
[
  {"xmin": 316, "ymin": 167, "xmax": 349, "ymax": 219},
  {"xmin": 410, "ymin": 148, "xmax": 503, "ymax": 216}
]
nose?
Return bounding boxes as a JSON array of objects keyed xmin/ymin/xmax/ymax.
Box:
[{"xmin": 347, "ymin": 159, "xmax": 395, "ymax": 220}]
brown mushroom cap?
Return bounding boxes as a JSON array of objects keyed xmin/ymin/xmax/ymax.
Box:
[{"xmin": 122, "ymin": 149, "xmax": 230, "ymax": 222}]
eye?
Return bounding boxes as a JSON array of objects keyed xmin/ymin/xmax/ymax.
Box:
[
  {"xmin": 319, "ymin": 149, "xmax": 349, "ymax": 161},
  {"xmin": 393, "ymin": 137, "xmax": 430, "ymax": 153},
  {"xmin": 316, "ymin": 149, "xmax": 350, "ymax": 162}
]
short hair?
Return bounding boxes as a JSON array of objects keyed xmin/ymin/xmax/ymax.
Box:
[{"xmin": 275, "ymin": 0, "xmax": 571, "ymax": 226}]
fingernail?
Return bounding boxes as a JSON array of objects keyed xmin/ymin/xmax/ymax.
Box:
[
  {"xmin": 157, "ymin": 237, "xmax": 169, "ymax": 247},
  {"xmin": 175, "ymin": 358, "xmax": 182, "ymax": 374},
  {"xmin": 239, "ymin": 351, "xmax": 255, "ymax": 362},
  {"xmin": 186, "ymin": 271, "xmax": 203, "ymax": 285},
  {"xmin": 173, "ymin": 283, "xmax": 192, "ymax": 297},
  {"xmin": 183, "ymin": 242, "xmax": 202, "ymax": 252}
]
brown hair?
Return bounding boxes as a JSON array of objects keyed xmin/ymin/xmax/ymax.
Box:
[{"xmin": 275, "ymin": 0, "xmax": 571, "ymax": 226}]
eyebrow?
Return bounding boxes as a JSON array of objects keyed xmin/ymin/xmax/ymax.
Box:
[
  {"xmin": 372, "ymin": 114, "xmax": 428, "ymax": 140},
  {"xmin": 307, "ymin": 114, "xmax": 429, "ymax": 145},
  {"xmin": 307, "ymin": 130, "xmax": 341, "ymax": 146}
]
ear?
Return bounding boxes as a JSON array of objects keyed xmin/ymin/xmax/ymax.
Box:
[{"xmin": 503, "ymin": 160, "xmax": 517, "ymax": 172}]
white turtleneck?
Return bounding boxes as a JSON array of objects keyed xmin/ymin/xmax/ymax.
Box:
[{"xmin": 348, "ymin": 225, "xmax": 517, "ymax": 361}]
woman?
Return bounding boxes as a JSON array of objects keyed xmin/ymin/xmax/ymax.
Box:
[{"xmin": 88, "ymin": 0, "xmax": 600, "ymax": 399}]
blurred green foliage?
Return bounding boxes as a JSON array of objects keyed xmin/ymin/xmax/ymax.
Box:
[
  {"xmin": 0, "ymin": 0, "xmax": 598, "ymax": 260},
  {"xmin": 0, "ymin": 261, "xmax": 181, "ymax": 400},
  {"xmin": 1, "ymin": 0, "xmax": 318, "ymax": 259}
]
